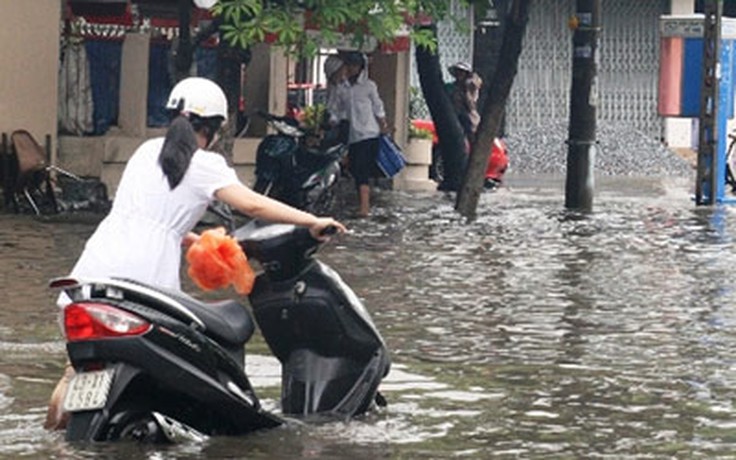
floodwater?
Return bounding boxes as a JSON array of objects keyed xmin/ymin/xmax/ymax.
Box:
[{"xmin": 2, "ymin": 174, "xmax": 736, "ymax": 459}]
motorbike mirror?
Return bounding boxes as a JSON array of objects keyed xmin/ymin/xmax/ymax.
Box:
[{"xmin": 273, "ymin": 120, "xmax": 304, "ymax": 137}]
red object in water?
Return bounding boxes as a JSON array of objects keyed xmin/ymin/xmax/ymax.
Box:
[
  {"xmin": 485, "ymin": 137, "xmax": 509, "ymax": 181},
  {"xmin": 410, "ymin": 119, "xmax": 509, "ymax": 182}
]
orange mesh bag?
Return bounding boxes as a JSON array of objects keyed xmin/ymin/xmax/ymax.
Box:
[{"xmin": 186, "ymin": 227, "xmax": 255, "ymax": 295}]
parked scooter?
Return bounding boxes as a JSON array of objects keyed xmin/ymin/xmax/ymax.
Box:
[
  {"xmin": 412, "ymin": 119, "xmax": 509, "ymax": 190},
  {"xmin": 51, "ymin": 220, "xmax": 390, "ymax": 443},
  {"xmin": 253, "ymin": 111, "xmax": 348, "ymax": 215}
]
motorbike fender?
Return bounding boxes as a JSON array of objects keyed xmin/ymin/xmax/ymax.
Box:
[
  {"xmin": 304, "ymin": 161, "xmax": 340, "ymax": 190},
  {"xmin": 65, "ymin": 333, "xmax": 283, "ymax": 439},
  {"xmin": 255, "ymin": 134, "xmax": 298, "ymax": 181},
  {"xmin": 280, "ymin": 347, "xmax": 390, "ymax": 417},
  {"xmin": 65, "ymin": 363, "xmax": 143, "ymax": 442},
  {"xmin": 249, "ymin": 261, "xmax": 391, "ymax": 417}
]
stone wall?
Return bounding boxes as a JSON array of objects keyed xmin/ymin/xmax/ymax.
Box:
[{"xmin": 0, "ymin": 2, "xmax": 60, "ymax": 162}]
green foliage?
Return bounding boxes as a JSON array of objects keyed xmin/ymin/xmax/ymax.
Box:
[
  {"xmin": 211, "ymin": 0, "xmax": 472, "ymax": 57},
  {"xmin": 301, "ymin": 103, "xmax": 327, "ymax": 131}
]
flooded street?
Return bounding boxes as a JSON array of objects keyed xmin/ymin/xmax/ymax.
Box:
[{"xmin": 3, "ymin": 174, "xmax": 736, "ymax": 459}]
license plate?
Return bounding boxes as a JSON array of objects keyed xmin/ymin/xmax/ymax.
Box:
[{"xmin": 63, "ymin": 369, "xmax": 115, "ymax": 412}]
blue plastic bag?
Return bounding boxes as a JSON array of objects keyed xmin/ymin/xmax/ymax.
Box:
[{"xmin": 376, "ymin": 135, "xmax": 406, "ymax": 178}]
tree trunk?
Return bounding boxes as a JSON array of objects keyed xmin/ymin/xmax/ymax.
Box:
[
  {"xmin": 415, "ymin": 25, "xmax": 468, "ymax": 192},
  {"xmin": 455, "ymin": 0, "xmax": 532, "ymax": 221}
]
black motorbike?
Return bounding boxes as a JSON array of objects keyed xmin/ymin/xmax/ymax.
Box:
[
  {"xmin": 253, "ymin": 111, "xmax": 348, "ymax": 215},
  {"xmin": 51, "ymin": 220, "xmax": 390, "ymax": 442}
]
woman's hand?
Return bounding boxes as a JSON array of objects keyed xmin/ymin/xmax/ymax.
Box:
[
  {"xmin": 309, "ymin": 217, "xmax": 347, "ymax": 241},
  {"xmin": 182, "ymin": 232, "xmax": 200, "ymax": 248}
]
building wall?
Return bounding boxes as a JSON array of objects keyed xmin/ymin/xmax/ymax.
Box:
[
  {"xmin": 663, "ymin": 0, "xmax": 696, "ymax": 149},
  {"xmin": 52, "ymin": 11, "xmax": 421, "ymax": 195},
  {"xmin": 0, "ymin": 1, "xmax": 61, "ymax": 161}
]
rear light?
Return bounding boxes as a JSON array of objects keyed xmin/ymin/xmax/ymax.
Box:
[{"xmin": 64, "ymin": 303, "xmax": 151, "ymax": 342}]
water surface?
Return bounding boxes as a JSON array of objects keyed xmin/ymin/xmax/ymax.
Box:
[{"xmin": 2, "ymin": 175, "xmax": 736, "ymax": 459}]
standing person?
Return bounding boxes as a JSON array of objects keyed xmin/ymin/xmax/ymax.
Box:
[
  {"xmin": 323, "ymin": 54, "xmax": 348, "ymax": 123},
  {"xmin": 322, "ymin": 54, "xmax": 350, "ymax": 145},
  {"xmin": 340, "ymin": 52, "xmax": 389, "ymax": 217},
  {"xmin": 45, "ymin": 76, "xmax": 346, "ymax": 430},
  {"xmin": 447, "ymin": 61, "xmax": 483, "ymax": 144}
]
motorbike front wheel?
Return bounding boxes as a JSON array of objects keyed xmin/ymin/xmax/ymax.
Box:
[{"xmin": 306, "ymin": 187, "xmax": 335, "ymax": 215}]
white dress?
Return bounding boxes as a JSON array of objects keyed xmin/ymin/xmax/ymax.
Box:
[{"xmin": 69, "ymin": 138, "xmax": 240, "ymax": 291}]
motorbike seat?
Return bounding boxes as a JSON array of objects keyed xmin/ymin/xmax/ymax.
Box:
[
  {"xmin": 168, "ymin": 293, "xmax": 256, "ymax": 347},
  {"xmin": 115, "ymin": 279, "xmax": 256, "ymax": 347}
]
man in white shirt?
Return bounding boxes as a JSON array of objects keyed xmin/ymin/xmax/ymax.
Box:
[{"xmin": 340, "ymin": 52, "xmax": 389, "ymax": 217}]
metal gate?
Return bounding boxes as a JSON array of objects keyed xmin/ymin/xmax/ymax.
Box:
[
  {"xmin": 506, "ymin": 0, "xmax": 667, "ymax": 139},
  {"xmin": 412, "ymin": 0, "xmax": 668, "ymax": 139}
]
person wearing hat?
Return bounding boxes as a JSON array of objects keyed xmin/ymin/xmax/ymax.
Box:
[{"xmin": 447, "ymin": 61, "xmax": 483, "ymax": 143}]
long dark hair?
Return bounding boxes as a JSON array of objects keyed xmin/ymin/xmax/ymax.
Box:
[{"xmin": 159, "ymin": 113, "xmax": 223, "ymax": 189}]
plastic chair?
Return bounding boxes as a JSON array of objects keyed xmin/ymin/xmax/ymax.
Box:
[{"xmin": 2, "ymin": 130, "xmax": 80, "ymax": 215}]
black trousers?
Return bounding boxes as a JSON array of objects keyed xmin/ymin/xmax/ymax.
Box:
[{"xmin": 348, "ymin": 137, "xmax": 380, "ymax": 186}]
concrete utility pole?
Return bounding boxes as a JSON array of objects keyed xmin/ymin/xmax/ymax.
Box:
[
  {"xmin": 696, "ymin": 0, "xmax": 722, "ymax": 205},
  {"xmin": 564, "ymin": 0, "xmax": 601, "ymax": 211},
  {"xmin": 173, "ymin": 0, "xmax": 193, "ymax": 83}
]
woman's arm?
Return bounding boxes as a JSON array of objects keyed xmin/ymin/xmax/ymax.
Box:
[{"xmin": 215, "ymin": 183, "xmax": 346, "ymax": 238}]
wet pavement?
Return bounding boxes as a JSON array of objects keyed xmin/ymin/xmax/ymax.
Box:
[{"xmin": 3, "ymin": 174, "xmax": 736, "ymax": 459}]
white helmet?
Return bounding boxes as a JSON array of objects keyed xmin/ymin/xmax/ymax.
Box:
[{"xmin": 166, "ymin": 77, "xmax": 228, "ymax": 121}]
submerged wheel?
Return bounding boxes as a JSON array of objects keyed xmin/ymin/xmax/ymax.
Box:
[{"xmin": 103, "ymin": 406, "xmax": 167, "ymax": 443}]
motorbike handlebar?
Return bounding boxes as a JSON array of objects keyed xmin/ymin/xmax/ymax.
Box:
[
  {"xmin": 256, "ymin": 110, "xmax": 303, "ymax": 137},
  {"xmin": 320, "ymin": 225, "xmax": 339, "ymax": 237},
  {"xmin": 256, "ymin": 110, "xmax": 296, "ymax": 125}
]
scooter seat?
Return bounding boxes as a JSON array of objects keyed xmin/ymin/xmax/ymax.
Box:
[
  {"xmin": 182, "ymin": 298, "xmax": 255, "ymax": 345},
  {"xmin": 116, "ymin": 279, "xmax": 255, "ymax": 347},
  {"xmin": 169, "ymin": 293, "xmax": 255, "ymax": 347}
]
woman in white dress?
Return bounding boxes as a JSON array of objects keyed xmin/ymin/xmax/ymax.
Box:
[
  {"xmin": 45, "ymin": 77, "xmax": 346, "ymax": 429},
  {"xmin": 69, "ymin": 77, "xmax": 344, "ymax": 290}
]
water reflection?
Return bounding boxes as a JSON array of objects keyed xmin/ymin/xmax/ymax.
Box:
[{"xmin": 5, "ymin": 175, "xmax": 736, "ymax": 457}]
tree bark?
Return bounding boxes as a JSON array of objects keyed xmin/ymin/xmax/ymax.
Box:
[
  {"xmin": 415, "ymin": 25, "xmax": 468, "ymax": 192},
  {"xmin": 455, "ymin": 0, "xmax": 532, "ymax": 221}
]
